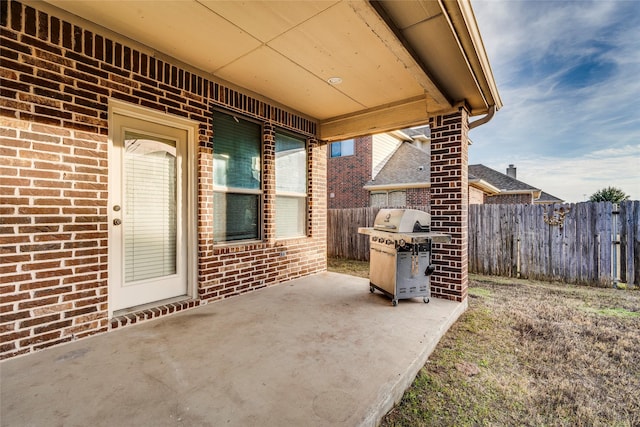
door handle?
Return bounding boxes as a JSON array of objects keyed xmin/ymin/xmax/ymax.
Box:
[{"xmin": 113, "ymin": 218, "xmax": 122, "ymax": 226}]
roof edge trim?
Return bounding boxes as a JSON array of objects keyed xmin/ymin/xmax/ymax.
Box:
[{"xmin": 364, "ymin": 183, "xmax": 431, "ymax": 190}]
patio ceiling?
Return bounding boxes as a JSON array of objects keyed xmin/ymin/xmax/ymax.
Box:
[{"xmin": 42, "ymin": 0, "xmax": 501, "ymax": 141}]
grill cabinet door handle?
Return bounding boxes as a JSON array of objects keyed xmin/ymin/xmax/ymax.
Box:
[{"xmin": 424, "ymin": 265, "xmax": 435, "ymax": 276}]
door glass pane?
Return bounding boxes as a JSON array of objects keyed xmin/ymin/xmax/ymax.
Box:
[{"xmin": 124, "ymin": 132, "xmax": 177, "ymax": 283}]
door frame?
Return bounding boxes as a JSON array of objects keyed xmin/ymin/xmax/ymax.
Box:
[{"xmin": 107, "ymin": 99, "xmax": 198, "ymax": 318}]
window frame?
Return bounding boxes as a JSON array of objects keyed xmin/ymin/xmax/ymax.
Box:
[
  {"xmin": 212, "ymin": 110, "xmax": 264, "ymax": 244},
  {"xmin": 370, "ymin": 190, "xmax": 407, "ymax": 207},
  {"xmin": 275, "ymin": 129, "xmax": 309, "ymax": 239},
  {"xmin": 330, "ymin": 139, "xmax": 355, "ymax": 158}
]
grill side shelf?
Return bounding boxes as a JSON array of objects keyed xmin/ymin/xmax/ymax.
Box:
[{"xmin": 357, "ymin": 227, "xmax": 451, "ymax": 244}]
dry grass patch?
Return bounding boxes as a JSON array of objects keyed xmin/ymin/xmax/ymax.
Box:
[
  {"xmin": 327, "ymin": 257, "xmax": 369, "ymax": 279},
  {"xmin": 381, "ymin": 274, "xmax": 640, "ymax": 427},
  {"xmin": 325, "ymin": 259, "xmax": 639, "ymax": 426}
]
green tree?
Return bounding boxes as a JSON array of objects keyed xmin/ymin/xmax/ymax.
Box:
[{"xmin": 588, "ymin": 186, "xmax": 630, "ymax": 203}]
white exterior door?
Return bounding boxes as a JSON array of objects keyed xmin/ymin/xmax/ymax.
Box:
[{"xmin": 109, "ymin": 111, "xmax": 190, "ymax": 312}]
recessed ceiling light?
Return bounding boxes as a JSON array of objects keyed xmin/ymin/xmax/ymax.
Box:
[{"xmin": 327, "ymin": 77, "xmax": 343, "ymax": 85}]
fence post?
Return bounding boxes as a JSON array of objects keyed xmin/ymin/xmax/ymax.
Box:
[{"xmin": 612, "ymin": 203, "xmax": 620, "ymax": 287}]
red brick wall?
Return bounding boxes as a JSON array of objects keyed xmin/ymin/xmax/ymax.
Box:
[
  {"xmin": 429, "ymin": 109, "xmax": 469, "ymax": 302},
  {"xmin": 406, "ymin": 188, "xmax": 430, "ymax": 206},
  {"xmin": 0, "ymin": 118, "xmax": 110, "ymax": 357},
  {"xmin": 327, "ymin": 136, "xmax": 372, "ymax": 208},
  {"xmin": 485, "ymin": 193, "xmax": 533, "ymax": 204},
  {"xmin": 0, "ymin": 0, "xmax": 326, "ymax": 359}
]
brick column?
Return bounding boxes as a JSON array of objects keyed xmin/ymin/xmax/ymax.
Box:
[
  {"xmin": 262, "ymin": 122, "xmax": 276, "ymax": 243},
  {"xmin": 429, "ymin": 108, "xmax": 469, "ymax": 302}
]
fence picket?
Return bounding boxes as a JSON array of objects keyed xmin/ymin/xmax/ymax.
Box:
[
  {"xmin": 619, "ymin": 201, "xmax": 640, "ymax": 286},
  {"xmin": 327, "ymin": 202, "xmax": 638, "ymax": 287}
]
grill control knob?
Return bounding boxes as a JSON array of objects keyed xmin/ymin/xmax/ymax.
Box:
[
  {"xmin": 372, "ymin": 237, "xmax": 377, "ymax": 242},
  {"xmin": 398, "ymin": 239, "xmax": 406, "ymax": 247},
  {"xmin": 385, "ymin": 239, "xmax": 393, "ymax": 245}
]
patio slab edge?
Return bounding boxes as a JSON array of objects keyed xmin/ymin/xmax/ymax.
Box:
[{"xmin": 362, "ymin": 297, "xmax": 468, "ymax": 426}]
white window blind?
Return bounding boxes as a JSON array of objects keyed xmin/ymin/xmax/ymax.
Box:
[
  {"xmin": 369, "ymin": 191, "xmax": 407, "ymax": 208},
  {"xmin": 275, "ymin": 196, "xmax": 305, "ymax": 238},
  {"xmin": 275, "ymin": 132, "xmax": 307, "ymax": 238},
  {"xmin": 370, "ymin": 192, "xmax": 387, "ymax": 207},
  {"xmin": 389, "ymin": 190, "xmax": 407, "ymax": 207},
  {"xmin": 123, "ymin": 134, "xmax": 177, "ymax": 282}
]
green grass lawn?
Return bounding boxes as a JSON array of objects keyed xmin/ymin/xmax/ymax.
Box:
[{"xmin": 327, "ymin": 258, "xmax": 640, "ymax": 427}]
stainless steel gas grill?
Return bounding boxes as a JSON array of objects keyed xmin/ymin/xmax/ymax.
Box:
[{"xmin": 358, "ymin": 209, "xmax": 451, "ymax": 306}]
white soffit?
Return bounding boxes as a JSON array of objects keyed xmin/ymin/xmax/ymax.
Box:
[
  {"xmin": 266, "ymin": 1, "xmax": 424, "ymax": 108},
  {"xmin": 43, "ymin": 0, "xmax": 441, "ymax": 117},
  {"xmin": 46, "ymin": 0, "xmax": 261, "ymax": 73},
  {"xmin": 200, "ymin": 0, "xmax": 338, "ymax": 44},
  {"xmin": 214, "ymin": 45, "xmax": 364, "ymax": 119},
  {"xmin": 41, "ymin": 0, "xmax": 500, "ymax": 139}
]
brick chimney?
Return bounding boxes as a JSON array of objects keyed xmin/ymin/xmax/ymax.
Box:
[{"xmin": 506, "ymin": 164, "xmax": 516, "ymax": 178}]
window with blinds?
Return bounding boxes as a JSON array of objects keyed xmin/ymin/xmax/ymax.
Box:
[
  {"xmin": 370, "ymin": 192, "xmax": 388, "ymax": 207},
  {"xmin": 369, "ymin": 190, "xmax": 407, "ymax": 208},
  {"xmin": 213, "ymin": 112, "xmax": 262, "ymax": 242},
  {"xmin": 389, "ymin": 190, "xmax": 407, "ymax": 207},
  {"xmin": 123, "ymin": 134, "xmax": 177, "ymax": 282},
  {"xmin": 275, "ymin": 131, "xmax": 307, "ymax": 238}
]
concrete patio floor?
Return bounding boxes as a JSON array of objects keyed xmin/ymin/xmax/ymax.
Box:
[{"xmin": 1, "ymin": 272, "xmax": 466, "ymax": 427}]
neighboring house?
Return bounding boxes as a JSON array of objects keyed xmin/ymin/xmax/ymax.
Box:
[
  {"xmin": 0, "ymin": 0, "xmax": 501, "ymax": 359},
  {"xmin": 328, "ymin": 127, "xmax": 430, "ymax": 208},
  {"xmin": 329, "ymin": 141, "xmax": 562, "ymax": 208},
  {"xmin": 365, "ymin": 137, "xmax": 431, "ymax": 207},
  {"xmin": 468, "ymin": 173, "xmax": 500, "ymax": 204},
  {"xmin": 468, "ymin": 164, "xmax": 564, "ymax": 204},
  {"xmin": 536, "ymin": 191, "xmax": 566, "ymax": 205}
]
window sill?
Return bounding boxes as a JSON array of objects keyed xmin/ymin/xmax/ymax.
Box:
[{"xmin": 275, "ymin": 235, "xmax": 309, "ymax": 242}]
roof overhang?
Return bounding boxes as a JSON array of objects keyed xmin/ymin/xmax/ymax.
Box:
[
  {"xmin": 468, "ymin": 178, "xmax": 500, "ymax": 195},
  {"xmin": 39, "ymin": 0, "xmax": 501, "ymax": 142},
  {"xmin": 364, "ymin": 182, "xmax": 431, "ymax": 191}
]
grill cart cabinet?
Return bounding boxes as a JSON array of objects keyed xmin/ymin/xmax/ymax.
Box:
[
  {"xmin": 359, "ymin": 209, "xmax": 450, "ymax": 306},
  {"xmin": 369, "ymin": 240, "xmax": 433, "ymax": 305}
]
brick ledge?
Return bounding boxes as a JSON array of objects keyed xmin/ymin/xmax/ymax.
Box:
[{"xmin": 110, "ymin": 299, "xmax": 201, "ymax": 330}]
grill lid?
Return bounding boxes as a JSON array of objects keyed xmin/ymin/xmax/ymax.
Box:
[{"xmin": 373, "ymin": 209, "xmax": 431, "ymax": 233}]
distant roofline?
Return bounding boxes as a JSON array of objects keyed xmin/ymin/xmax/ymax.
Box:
[{"xmin": 364, "ymin": 182, "xmax": 431, "ymax": 191}]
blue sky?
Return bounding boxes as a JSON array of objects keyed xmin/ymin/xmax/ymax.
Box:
[{"xmin": 469, "ymin": 0, "xmax": 640, "ymax": 202}]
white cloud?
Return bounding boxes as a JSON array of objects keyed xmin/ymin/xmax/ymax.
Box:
[
  {"xmin": 474, "ymin": 145, "xmax": 640, "ymax": 203},
  {"xmin": 469, "ymin": 0, "xmax": 640, "ymax": 202}
]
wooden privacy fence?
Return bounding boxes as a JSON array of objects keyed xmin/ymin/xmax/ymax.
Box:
[
  {"xmin": 328, "ymin": 202, "xmax": 639, "ymax": 287},
  {"xmin": 469, "ymin": 201, "xmax": 640, "ymax": 287},
  {"xmin": 327, "ymin": 206, "xmax": 429, "ymax": 261}
]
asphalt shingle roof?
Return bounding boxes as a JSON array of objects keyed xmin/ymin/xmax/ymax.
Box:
[
  {"xmin": 366, "ymin": 142, "xmax": 430, "ymax": 187},
  {"xmin": 468, "ymin": 164, "xmax": 539, "ymax": 192},
  {"xmin": 536, "ymin": 190, "xmax": 564, "ymax": 203}
]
